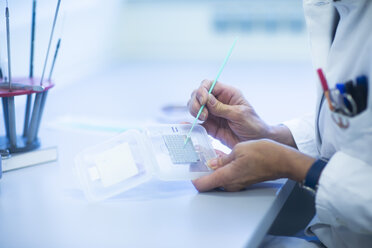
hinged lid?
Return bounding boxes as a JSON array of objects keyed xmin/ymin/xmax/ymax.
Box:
[
  {"xmin": 74, "ymin": 124, "xmax": 217, "ymax": 201},
  {"xmin": 74, "ymin": 129, "xmax": 154, "ymax": 201}
]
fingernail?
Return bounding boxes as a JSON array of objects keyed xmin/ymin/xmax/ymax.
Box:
[
  {"xmin": 208, "ymin": 94, "xmax": 216, "ymax": 106},
  {"xmin": 207, "ymin": 158, "xmax": 218, "ymax": 169},
  {"xmin": 197, "ymin": 95, "xmax": 203, "ymax": 104}
]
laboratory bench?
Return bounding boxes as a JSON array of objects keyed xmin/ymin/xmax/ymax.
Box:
[{"xmin": 0, "ymin": 61, "xmax": 316, "ymax": 248}]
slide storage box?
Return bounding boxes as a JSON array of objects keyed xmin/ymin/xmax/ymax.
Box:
[{"xmin": 74, "ymin": 124, "xmax": 216, "ymax": 201}]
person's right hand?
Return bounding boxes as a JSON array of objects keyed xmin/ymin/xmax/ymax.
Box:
[
  {"xmin": 192, "ymin": 139, "xmax": 314, "ymax": 192},
  {"xmin": 187, "ymin": 80, "xmax": 271, "ymax": 148}
]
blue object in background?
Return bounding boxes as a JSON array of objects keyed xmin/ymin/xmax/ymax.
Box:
[{"xmin": 0, "ymin": 157, "xmax": 2, "ymax": 179}]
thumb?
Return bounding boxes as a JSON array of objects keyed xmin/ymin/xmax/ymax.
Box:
[
  {"xmin": 207, "ymin": 151, "xmax": 235, "ymax": 170},
  {"xmin": 207, "ymin": 94, "xmax": 235, "ymax": 119}
]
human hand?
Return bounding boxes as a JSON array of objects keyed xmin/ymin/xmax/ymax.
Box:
[
  {"xmin": 187, "ymin": 80, "xmax": 271, "ymax": 148},
  {"xmin": 192, "ymin": 139, "xmax": 315, "ymax": 192}
]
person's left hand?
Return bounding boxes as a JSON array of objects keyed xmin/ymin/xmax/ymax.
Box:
[{"xmin": 192, "ymin": 139, "xmax": 315, "ymax": 192}]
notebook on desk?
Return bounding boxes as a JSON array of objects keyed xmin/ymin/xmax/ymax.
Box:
[{"xmin": 2, "ymin": 146, "xmax": 58, "ymax": 172}]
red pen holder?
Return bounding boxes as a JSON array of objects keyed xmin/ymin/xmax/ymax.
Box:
[{"xmin": 0, "ymin": 77, "xmax": 54, "ymax": 154}]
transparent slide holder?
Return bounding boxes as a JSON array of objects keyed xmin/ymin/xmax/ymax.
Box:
[{"xmin": 74, "ymin": 124, "xmax": 217, "ymax": 201}]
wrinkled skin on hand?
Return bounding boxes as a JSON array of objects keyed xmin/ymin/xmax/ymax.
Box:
[
  {"xmin": 192, "ymin": 139, "xmax": 315, "ymax": 192},
  {"xmin": 187, "ymin": 79, "xmax": 270, "ymax": 149},
  {"xmin": 187, "ymin": 80, "xmax": 314, "ymax": 192}
]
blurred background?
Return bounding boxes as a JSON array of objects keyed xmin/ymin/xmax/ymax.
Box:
[
  {"xmin": 0, "ymin": 0, "xmax": 311, "ymax": 83},
  {"xmin": 0, "ymin": 0, "xmax": 317, "ymax": 131}
]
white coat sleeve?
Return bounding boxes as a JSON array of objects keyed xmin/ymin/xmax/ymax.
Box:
[
  {"xmin": 316, "ymin": 152, "xmax": 372, "ymax": 234},
  {"xmin": 282, "ymin": 113, "xmax": 318, "ymax": 158}
]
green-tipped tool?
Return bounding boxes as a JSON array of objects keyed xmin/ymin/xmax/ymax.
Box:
[{"xmin": 184, "ymin": 37, "xmax": 238, "ymax": 146}]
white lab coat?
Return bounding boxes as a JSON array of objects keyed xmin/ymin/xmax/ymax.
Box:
[{"xmin": 281, "ymin": 0, "xmax": 372, "ymax": 247}]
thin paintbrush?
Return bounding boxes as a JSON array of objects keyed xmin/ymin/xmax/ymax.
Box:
[
  {"xmin": 5, "ymin": 0, "xmax": 17, "ymax": 147},
  {"xmin": 23, "ymin": 0, "xmax": 37, "ymax": 137},
  {"xmin": 184, "ymin": 37, "xmax": 238, "ymax": 146},
  {"xmin": 5, "ymin": 0, "xmax": 12, "ymax": 90},
  {"xmin": 48, "ymin": 38, "xmax": 61, "ymax": 80},
  {"xmin": 27, "ymin": 0, "xmax": 62, "ymax": 144},
  {"xmin": 39, "ymin": 0, "xmax": 61, "ymax": 86},
  {"xmin": 30, "ymin": 0, "xmax": 36, "ymax": 78}
]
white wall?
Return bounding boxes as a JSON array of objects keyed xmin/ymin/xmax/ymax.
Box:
[
  {"xmin": 0, "ymin": 0, "xmax": 311, "ymax": 84},
  {"xmin": 115, "ymin": 0, "xmax": 310, "ymax": 62},
  {"xmin": 0, "ymin": 0, "xmax": 120, "ymax": 87}
]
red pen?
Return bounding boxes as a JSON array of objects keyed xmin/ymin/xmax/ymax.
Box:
[{"xmin": 317, "ymin": 68, "xmax": 335, "ymax": 111}]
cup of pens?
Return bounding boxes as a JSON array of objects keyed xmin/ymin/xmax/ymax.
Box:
[{"xmin": 0, "ymin": 0, "xmax": 61, "ymax": 157}]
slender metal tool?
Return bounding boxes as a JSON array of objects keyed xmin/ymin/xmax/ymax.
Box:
[
  {"xmin": 39, "ymin": 0, "xmax": 61, "ymax": 86},
  {"xmin": 4, "ymin": 1, "xmax": 17, "ymax": 148},
  {"xmin": 5, "ymin": 1, "xmax": 12, "ymax": 91},
  {"xmin": 23, "ymin": 0, "xmax": 37, "ymax": 137},
  {"xmin": 184, "ymin": 37, "xmax": 238, "ymax": 146},
  {"xmin": 27, "ymin": 93, "xmax": 42, "ymax": 143},
  {"xmin": 48, "ymin": 38, "xmax": 61, "ymax": 80},
  {"xmin": 2, "ymin": 97, "xmax": 10, "ymax": 139},
  {"xmin": 34, "ymin": 91, "xmax": 48, "ymax": 137},
  {"xmin": 27, "ymin": 0, "xmax": 62, "ymax": 144},
  {"xmin": 7, "ymin": 96, "xmax": 16, "ymax": 147},
  {"xmin": 30, "ymin": 0, "xmax": 36, "ymax": 78}
]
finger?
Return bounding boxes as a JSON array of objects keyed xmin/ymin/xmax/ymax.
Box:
[
  {"xmin": 188, "ymin": 99, "xmax": 201, "ymax": 117},
  {"xmin": 189, "ymin": 101, "xmax": 209, "ymax": 121},
  {"xmin": 207, "ymin": 81, "xmax": 236, "ymax": 98},
  {"xmin": 215, "ymin": 149, "xmax": 227, "ymax": 157},
  {"xmin": 200, "ymin": 107, "xmax": 208, "ymax": 121},
  {"xmin": 206, "ymin": 94, "xmax": 237, "ymax": 120},
  {"xmin": 207, "ymin": 151, "xmax": 235, "ymax": 170},
  {"xmin": 200, "ymin": 79, "xmax": 213, "ymax": 91},
  {"xmin": 196, "ymin": 83, "xmax": 211, "ymax": 106},
  {"xmin": 188, "ymin": 87, "xmax": 209, "ymax": 121},
  {"xmin": 192, "ymin": 168, "xmax": 227, "ymax": 192}
]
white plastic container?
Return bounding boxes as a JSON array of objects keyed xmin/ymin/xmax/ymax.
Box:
[{"xmin": 74, "ymin": 124, "xmax": 216, "ymax": 201}]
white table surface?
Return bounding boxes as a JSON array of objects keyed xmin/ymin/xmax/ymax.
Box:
[{"xmin": 0, "ymin": 61, "xmax": 315, "ymax": 248}]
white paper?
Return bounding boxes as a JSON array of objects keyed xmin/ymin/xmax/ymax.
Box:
[
  {"xmin": 95, "ymin": 143, "xmax": 139, "ymax": 187},
  {"xmin": 88, "ymin": 166, "xmax": 100, "ymax": 181}
]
